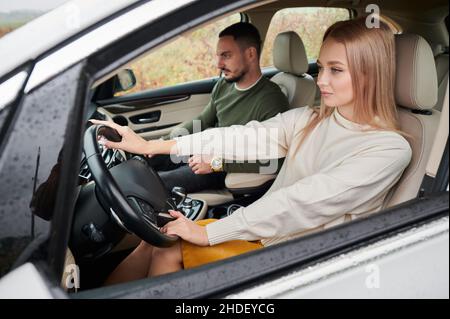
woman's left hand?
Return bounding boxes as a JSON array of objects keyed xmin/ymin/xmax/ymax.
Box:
[{"xmin": 161, "ymin": 210, "xmax": 210, "ymax": 246}]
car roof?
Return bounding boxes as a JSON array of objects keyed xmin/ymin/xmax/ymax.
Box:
[{"xmin": 0, "ymin": 0, "xmax": 139, "ymax": 78}]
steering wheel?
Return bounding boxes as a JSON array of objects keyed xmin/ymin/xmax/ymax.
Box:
[{"xmin": 83, "ymin": 124, "xmax": 179, "ymax": 247}]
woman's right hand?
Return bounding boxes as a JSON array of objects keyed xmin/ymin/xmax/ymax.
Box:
[{"xmin": 89, "ymin": 119, "xmax": 151, "ymax": 155}]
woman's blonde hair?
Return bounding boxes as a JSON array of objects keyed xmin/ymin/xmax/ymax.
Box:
[{"xmin": 297, "ymin": 17, "xmax": 401, "ymax": 146}]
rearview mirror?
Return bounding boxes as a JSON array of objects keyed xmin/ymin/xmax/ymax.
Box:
[{"xmin": 113, "ymin": 69, "xmax": 136, "ymax": 93}]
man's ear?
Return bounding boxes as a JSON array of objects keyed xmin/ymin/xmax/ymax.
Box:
[{"xmin": 245, "ymin": 46, "xmax": 258, "ymax": 61}]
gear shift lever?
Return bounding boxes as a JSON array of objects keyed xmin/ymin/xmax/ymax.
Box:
[{"xmin": 171, "ymin": 186, "xmax": 187, "ymax": 208}]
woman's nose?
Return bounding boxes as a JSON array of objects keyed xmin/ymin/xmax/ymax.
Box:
[{"xmin": 317, "ymin": 71, "xmax": 328, "ymax": 87}]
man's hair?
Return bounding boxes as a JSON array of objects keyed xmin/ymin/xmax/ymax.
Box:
[{"xmin": 219, "ymin": 22, "xmax": 262, "ymax": 57}]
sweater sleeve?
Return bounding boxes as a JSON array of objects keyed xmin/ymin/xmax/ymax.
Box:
[
  {"xmin": 206, "ymin": 143, "xmax": 412, "ymax": 245},
  {"xmin": 174, "ymin": 108, "xmax": 305, "ymax": 160}
]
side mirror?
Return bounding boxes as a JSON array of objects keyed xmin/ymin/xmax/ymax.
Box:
[{"xmin": 113, "ymin": 69, "xmax": 136, "ymax": 94}]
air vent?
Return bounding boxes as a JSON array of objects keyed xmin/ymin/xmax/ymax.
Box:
[{"xmin": 113, "ymin": 115, "xmax": 128, "ymax": 126}]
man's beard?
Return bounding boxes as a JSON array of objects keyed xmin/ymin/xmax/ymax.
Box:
[{"xmin": 222, "ymin": 68, "xmax": 247, "ymax": 83}]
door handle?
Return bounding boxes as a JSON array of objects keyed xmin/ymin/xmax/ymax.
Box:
[
  {"xmin": 138, "ymin": 116, "xmax": 159, "ymax": 124},
  {"xmin": 130, "ymin": 110, "xmax": 161, "ymax": 124}
]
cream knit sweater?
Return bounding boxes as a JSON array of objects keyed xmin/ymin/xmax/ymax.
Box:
[{"xmin": 175, "ymin": 107, "xmax": 412, "ymax": 246}]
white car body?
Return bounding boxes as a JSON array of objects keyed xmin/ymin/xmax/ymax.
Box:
[{"xmin": 0, "ymin": 0, "xmax": 448, "ymax": 299}]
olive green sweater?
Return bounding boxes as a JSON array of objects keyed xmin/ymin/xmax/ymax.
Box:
[{"xmin": 167, "ymin": 76, "xmax": 289, "ymax": 173}]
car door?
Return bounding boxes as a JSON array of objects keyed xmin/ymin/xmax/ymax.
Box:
[
  {"xmin": 96, "ymin": 79, "xmax": 217, "ymax": 140},
  {"xmin": 0, "ymin": 0, "xmax": 225, "ymax": 298},
  {"xmin": 0, "ymin": 0, "xmax": 264, "ymax": 298}
]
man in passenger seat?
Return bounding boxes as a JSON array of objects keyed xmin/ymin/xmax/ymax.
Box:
[{"xmin": 147, "ymin": 22, "xmax": 289, "ymax": 193}]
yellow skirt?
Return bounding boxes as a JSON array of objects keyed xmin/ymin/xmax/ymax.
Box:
[{"xmin": 182, "ymin": 219, "xmax": 263, "ymax": 269}]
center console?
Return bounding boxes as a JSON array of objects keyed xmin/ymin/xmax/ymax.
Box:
[
  {"xmin": 178, "ymin": 197, "xmax": 207, "ymax": 220},
  {"xmin": 170, "ymin": 186, "xmax": 207, "ymax": 221}
]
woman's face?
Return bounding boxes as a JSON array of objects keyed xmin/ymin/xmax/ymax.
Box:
[{"xmin": 317, "ymin": 38, "xmax": 354, "ymax": 112}]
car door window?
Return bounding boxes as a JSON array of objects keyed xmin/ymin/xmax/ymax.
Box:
[
  {"xmin": 116, "ymin": 13, "xmax": 241, "ymax": 96},
  {"xmin": 260, "ymin": 7, "xmax": 350, "ymax": 66}
]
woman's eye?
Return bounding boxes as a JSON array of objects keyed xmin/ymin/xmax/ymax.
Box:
[
  {"xmin": 331, "ymin": 68, "xmax": 342, "ymax": 73},
  {"xmin": 317, "ymin": 65, "xmax": 323, "ymax": 71}
]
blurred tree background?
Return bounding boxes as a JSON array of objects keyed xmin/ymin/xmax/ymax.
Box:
[
  {"xmin": 123, "ymin": 14, "xmax": 241, "ymax": 93},
  {"xmin": 260, "ymin": 8, "xmax": 349, "ymax": 66},
  {"xmin": 0, "ymin": 27, "xmax": 13, "ymax": 37}
]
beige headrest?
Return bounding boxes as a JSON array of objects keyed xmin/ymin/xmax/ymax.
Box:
[
  {"xmin": 273, "ymin": 31, "xmax": 308, "ymax": 76},
  {"xmin": 395, "ymin": 34, "xmax": 438, "ymax": 110}
]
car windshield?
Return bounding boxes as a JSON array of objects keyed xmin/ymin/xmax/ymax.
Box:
[{"xmin": 0, "ymin": 0, "xmax": 70, "ymax": 38}]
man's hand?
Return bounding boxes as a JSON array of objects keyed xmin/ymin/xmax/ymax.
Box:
[
  {"xmin": 188, "ymin": 155, "xmax": 214, "ymax": 175},
  {"xmin": 160, "ymin": 210, "xmax": 210, "ymax": 246}
]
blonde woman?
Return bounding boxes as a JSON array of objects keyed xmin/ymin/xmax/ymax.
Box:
[{"xmin": 92, "ymin": 18, "xmax": 412, "ymax": 284}]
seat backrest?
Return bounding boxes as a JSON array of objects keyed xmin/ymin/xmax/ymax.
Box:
[
  {"xmin": 385, "ymin": 34, "xmax": 440, "ymax": 207},
  {"xmin": 270, "ymin": 31, "xmax": 317, "ymax": 108},
  {"xmin": 433, "ymin": 45, "xmax": 449, "ymax": 111}
]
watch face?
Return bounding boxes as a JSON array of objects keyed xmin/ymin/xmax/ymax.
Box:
[{"xmin": 212, "ymin": 158, "xmax": 221, "ymax": 169}]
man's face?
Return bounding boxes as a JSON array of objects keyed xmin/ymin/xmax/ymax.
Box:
[{"xmin": 216, "ymin": 35, "xmax": 249, "ymax": 83}]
